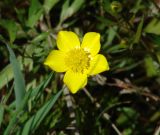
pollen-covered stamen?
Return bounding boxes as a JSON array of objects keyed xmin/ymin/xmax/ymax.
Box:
[{"xmin": 65, "ymin": 48, "xmax": 91, "ymax": 73}]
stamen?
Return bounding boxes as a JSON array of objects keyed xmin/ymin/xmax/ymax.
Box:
[{"xmin": 65, "ymin": 48, "xmax": 91, "ymax": 73}]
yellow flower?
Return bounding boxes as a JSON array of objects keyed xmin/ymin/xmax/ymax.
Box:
[{"xmin": 44, "ymin": 31, "xmax": 109, "ymax": 94}]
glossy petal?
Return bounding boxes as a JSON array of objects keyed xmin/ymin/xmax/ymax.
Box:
[
  {"xmin": 57, "ymin": 31, "xmax": 80, "ymax": 52},
  {"xmin": 44, "ymin": 50, "xmax": 68, "ymax": 72},
  {"xmin": 63, "ymin": 70, "xmax": 87, "ymax": 94},
  {"xmin": 81, "ymin": 32, "xmax": 100, "ymax": 56},
  {"xmin": 88, "ymin": 54, "xmax": 109, "ymax": 75}
]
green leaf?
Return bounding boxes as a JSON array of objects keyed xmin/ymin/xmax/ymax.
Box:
[
  {"xmin": 103, "ymin": 0, "xmax": 112, "ymax": 14},
  {"xmin": 0, "ymin": 55, "xmax": 33, "ymax": 90},
  {"xmin": 122, "ymin": 128, "xmax": 132, "ymax": 135},
  {"xmin": 0, "ymin": 104, "xmax": 4, "ymax": 127},
  {"xmin": 6, "ymin": 45, "xmax": 25, "ymax": 110},
  {"xmin": 156, "ymin": 52, "xmax": 160, "ymax": 63},
  {"xmin": 106, "ymin": 44, "xmax": 127, "ymax": 53},
  {"xmin": 22, "ymin": 89, "xmax": 63, "ymax": 135},
  {"xmin": 30, "ymin": 73, "xmax": 53, "ymax": 98},
  {"xmin": 130, "ymin": 0, "xmax": 143, "ymax": 14},
  {"xmin": 116, "ymin": 107, "xmax": 138, "ymax": 125},
  {"xmin": 0, "ymin": 64, "xmax": 13, "ymax": 90},
  {"xmin": 144, "ymin": 18, "xmax": 160, "ymax": 35},
  {"xmin": 0, "ymin": 19, "xmax": 18, "ymax": 43},
  {"xmin": 148, "ymin": 34, "xmax": 160, "ymax": 46},
  {"xmin": 31, "ymin": 31, "xmax": 49, "ymax": 43},
  {"xmin": 4, "ymin": 91, "xmax": 30, "ymax": 135},
  {"xmin": 144, "ymin": 55, "xmax": 157, "ymax": 77},
  {"xmin": 26, "ymin": 0, "xmax": 44, "ymax": 28},
  {"xmin": 43, "ymin": 0, "xmax": 59, "ymax": 14},
  {"xmin": 60, "ymin": 0, "xmax": 84, "ymax": 23},
  {"xmin": 103, "ymin": 26, "xmax": 118, "ymax": 49},
  {"xmin": 134, "ymin": 16, "xmax": 144, "ymax": 43},
  {"xmin": 4, "ymin": 73, "xmax": 53, "ymax": 135}
]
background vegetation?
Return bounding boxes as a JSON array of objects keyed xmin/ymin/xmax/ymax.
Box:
[{"xmin": 0, "ymin": 0, "xmax": 160, "ymax": 134}]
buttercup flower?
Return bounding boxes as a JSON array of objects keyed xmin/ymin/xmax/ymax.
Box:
[{"xmin": 44, "ymin": 31, "xmax": 109, "ymax": 94}]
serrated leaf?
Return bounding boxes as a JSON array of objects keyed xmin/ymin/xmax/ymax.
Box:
[
  {"xmin": 26, "ymin": 0, "xmax": 44, "ymax": 28},
  {"xmin": 31, "ymin": 32, "xmax": 49, "ymax": 43},
  {"xmin": 0, "ymin": 19, "xmax": 18, "ymax": 43}
]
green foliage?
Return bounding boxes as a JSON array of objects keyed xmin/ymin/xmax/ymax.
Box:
[
  {"xmin": 0, "ymin": 64, "xmax": 13, "ymax": 90},
  {"xmin": 22, "ymin": 89, "xmax": 62, "ymax": 135},
  {"xmin": 60, "ymin": 0, "xmax": 84, "ymax": 24},
  {"xmin": 144, "ymin": 55, "xmax": 160, "ymax": 77},
  {"xmin": 43, "ymin": 0, "xmax": 60, "ymax": 14},
  {"xmin": 145, "ymin": 18, "xmax": 160, "ymax": 35},
  {"xmin": 26, "ymin": 0, "xmax": 44, "ymax": 28},
  {"xmin": 0, "ymin": 19, "xmax": 18, "ymax": 43},
  {"xmin": 134, "ymin": 16, "xmax": 144, "ymax": 44},
  {"xmin": 7, "ymin": 44, "xmax": 25, "ymax": 110},
  {"xmin": 0, "ymin": 0, "xmax": 160, "ymax": 134}
]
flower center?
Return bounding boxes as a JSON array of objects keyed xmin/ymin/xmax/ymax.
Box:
[{"xmin": 65, "ymin": 48, "xmax": 91, "ymax": 73}]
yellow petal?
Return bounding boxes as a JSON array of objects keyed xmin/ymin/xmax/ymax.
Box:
[
  {"xmin": 81, "ymin": 32, "xmax": 100, "ymax": 56},
  {"xmin": 44, "ymin": 50, "xmax": 68, "ymax": 72},
  {"xmin": 57, "ymin": 31, "xmax": 80, "ymax": 52},
  {"xmin": 88, "ymin": 54, "xmax": 109, "ymax": 75},
  {"xmin": 63, "ymin": 70, "xmax": 87, "ymax": 94}
]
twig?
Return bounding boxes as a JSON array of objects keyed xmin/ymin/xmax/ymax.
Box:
[{"xmin": 83, "ymin": 88, "xmax": 95, "ymax": 103}]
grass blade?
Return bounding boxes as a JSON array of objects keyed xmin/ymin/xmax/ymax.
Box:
[
  {"xmin": 6, "ymin": 45, "xmax": 25, "ymax": 110},
  {"xmin": 22, "ymin": 89, "xmax": 63, "ymax": 135},
  {"xmin": 4, "ymin": 73, "xmax": 53, "ymax": 135}
]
